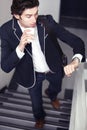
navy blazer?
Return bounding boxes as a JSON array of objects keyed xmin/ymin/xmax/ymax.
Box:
[{"xmin": 0, "ymin": 15, "xmax": 85, "ymax": 88}]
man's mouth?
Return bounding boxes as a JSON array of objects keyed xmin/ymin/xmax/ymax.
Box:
[{"xmin": 30, "ymin": 23, "xmax": 36, "ymax": 27}]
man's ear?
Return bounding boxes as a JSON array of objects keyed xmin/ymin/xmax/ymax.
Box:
[{"xmin": 13, "ymin": 14, "xmax": 20, "ymax": 20}]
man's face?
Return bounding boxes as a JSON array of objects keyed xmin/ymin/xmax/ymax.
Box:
[{"xmin": 14, "ymin": 6, "xmax": 38, "ymax": 28}]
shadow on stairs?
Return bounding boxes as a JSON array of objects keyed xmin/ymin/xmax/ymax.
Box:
[{"xmin": 0, "ymin": 87, "xmax": 72, "ymax": 130}]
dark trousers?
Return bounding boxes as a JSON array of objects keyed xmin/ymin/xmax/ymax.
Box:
[{"xmin": 29, "ymin": 69, "xmax": 63, "ymax": 120}]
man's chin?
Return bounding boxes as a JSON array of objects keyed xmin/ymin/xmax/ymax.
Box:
[
  {"xmin": 30, "ymin": 24, "xmax": 36, "ymax": 28},
  {"xmin": 25, "ymin": 24, "xmax": 36, "ymax": 28}
]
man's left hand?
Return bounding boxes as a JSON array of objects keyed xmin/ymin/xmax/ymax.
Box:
[{"xmin": 64, "ymin": 58, "xmax": 80, "ymax": 77}]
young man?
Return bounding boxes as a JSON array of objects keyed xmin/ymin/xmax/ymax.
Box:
[{"xmin": 0, "ymin": 0, "xmax": 85, "ymax": 128}]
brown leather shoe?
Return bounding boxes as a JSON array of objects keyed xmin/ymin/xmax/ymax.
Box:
[
  {"xmin": 45, "ymin": 89, "xmax": 60, "ymax": 109},
  {"xmin": 51, "ymin": 98, "xmax": 60, "ymax": 109},
  {"xmin": 35, "ymin": 119, "xmax": 45, "ymax": 128}
]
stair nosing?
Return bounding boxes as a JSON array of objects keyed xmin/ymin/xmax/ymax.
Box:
[
  {"xmin": 0, "ymin": 115, "xmax": 69, "ymax": 129},
  {"xmin": 0, "ymin": 109, "xmax": 70, "ymax": 122},
  {"xmin": 0, "ymin": 95, "xmax": 71, "ymax": 111},
  {"xmin": 0, "ymin": 101, "xmax": 70, "ymax": 116},
  {"xmin": 5, "ymin": 90, "xmax": 72, "ymax": 104}
]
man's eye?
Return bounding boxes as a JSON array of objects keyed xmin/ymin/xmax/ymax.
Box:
[
  {"xmin": 27, "ymin": 16, "xmax": 31, "ymax": 18},
  {"xmin": 26, "ymin": 15, "xmax": 31, "ymax": 18}
]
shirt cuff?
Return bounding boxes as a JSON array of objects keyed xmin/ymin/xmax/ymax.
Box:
[
  {"xmin": 72, "ymin": 54, "xmax": 83, "ymax": 62},
  {"xmin": 16, "ymin": 46, "xmax": 25, "ymax": 59}
]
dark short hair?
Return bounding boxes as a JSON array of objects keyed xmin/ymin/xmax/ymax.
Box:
[{"xmin": 11, "ymin": 0, "xmax": 39, "ymax": 15}]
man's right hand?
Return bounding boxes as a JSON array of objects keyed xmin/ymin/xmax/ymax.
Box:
[{"xmin": 17, "ymin": 29, "xmax": 35, "ymax": 52}]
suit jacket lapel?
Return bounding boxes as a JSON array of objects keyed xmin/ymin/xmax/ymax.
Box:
[
  {"xmin": 12, "ymin": 18, "xmax": 22, "ymax": 42},
  {"xmin": 37, "ymin": 23, "xmax": 45, "ymax": 52}
]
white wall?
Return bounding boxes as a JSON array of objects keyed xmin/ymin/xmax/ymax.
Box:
[
  {"xmin": 39, "ymin": 0, "xmax": 61, "ymax": 22},
  {"xmin": 0, "ymin": 0, "xmax": 12, "ymax": 26}
]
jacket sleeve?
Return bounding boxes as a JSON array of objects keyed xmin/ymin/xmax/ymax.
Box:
[
  {"xmin": 45, "ymin": 15, "xmax": 85, "ymax": 62},
  {"xmin": 0, "ymin": 25, "xmax": 20, "ymax": 73}
]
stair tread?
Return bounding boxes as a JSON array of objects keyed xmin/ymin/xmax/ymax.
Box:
[
  {"xmin": 5, "ymin": 89, "xmax": 72, "ymax": 104},
  {"xmin": 0, "ymin": 115, "xmax": 69, "ymax": 129},
  {"xmin": 0, "ymin": 121, "xmax": 68, "ymax": 130},
  {"xmin": 0, "ymin": 100, "xmax": 71, "ymax": 115},
  {"xmin": 0, "ymin": 121, "xmax": 42, "ymax": 130},
  {"xmin": 0, "ymin": 95, "xmax": 71, "ymax": 111},
  {"xmin": 0, "ymin": 110, "xmax": 70, "ymax": 123},
  {"xmin": 0, "ymin": 125, "xmax": 24, "ymax": 130},
  {"xmin": 0, "ymin": 104, "xmax": 70, "ymax": 118},
  {"xmin": 1, "ymin": 92, "xmax": 71, "ymax": 106},
  {"xmin": 0, "ymin": 107, "xmax": 70, "ymax": 120}
]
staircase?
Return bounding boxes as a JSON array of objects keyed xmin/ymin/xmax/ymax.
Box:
[{"xmin": 0, "ymin": 88, "xmax": 71, "ymax": 130}]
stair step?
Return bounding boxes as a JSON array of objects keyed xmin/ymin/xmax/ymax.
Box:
[
  {"xmin": 0, "ymin": 124, "xmax": 24, "ymax": 130},
  {"xmin": 0, "ymin": 106, "xmax": 70, "ymax": 120},
  {"xmin": 0, "ymin": 94, "xmax": 71, "ymax": 110},
  {"xmin": 0, "ymin": 112, "xmax": 69, "ymax": 126},
  {"xmin": 0, "ymin": 108, "xmax": 70, "ymax": 123},
  {"xmin": 0, "ymin": 99, "xmax": 70, "ymax": 115},
  {"xmin": 0, "ymin": 122, "xmax": 69, "ymax": 130},
  {"xmin": 0, "ymin": 116, "xmax": 69, "ymax": 130},
  {"xmin": 5, "ymin": 89, "xmax": 72, "ymax": 104},
  {"xmin": 0, "ymin": 104, "xmax": 70, "ymax": 119},
  {"xmin": 0, "ymin": 121, "xmax": 43, "ymax": 130},
  {"xmin": 0, "ymin": 125, "xmax": 23, "ymax": 130}
]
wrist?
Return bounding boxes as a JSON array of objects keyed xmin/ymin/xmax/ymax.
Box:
[
  {"xmin": 72, "ymin": 57, "xmax": 80, "ymax": 63},
  {"xmin": 17, "ymin": 44, "xmax": 25, "ymax": 52},
  {"xmin": 72, "ymin": 57, "xmax": 80, "ymax": 68},
  {"xmin": 16, "ymin": 46, "xmax": 25, "ymax": 59}
]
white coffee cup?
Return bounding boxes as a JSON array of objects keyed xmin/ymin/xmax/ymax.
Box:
[
  {"xmin": 25, "ymin": 28, "xmax": 35, "ymax": 42},
  {"xmin": 28, "ymin": 28, "xmax": 35, "ymax": 35}
]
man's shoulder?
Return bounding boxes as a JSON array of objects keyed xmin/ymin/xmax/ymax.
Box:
[
  {"xmin": 0, "ymin": 19, "xmax": 13, "ymax": 37},
  {"xmin": 37, "ymin": 15, "xmax": 54, "ymax": 27},
  {"xmin": 0, "ymin": 19, "xmax": 12, "ymax": 30}
]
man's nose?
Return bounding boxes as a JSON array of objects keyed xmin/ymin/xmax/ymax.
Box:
[{"xmin": 32, "ymin": 16, "xmax": 36, "ymax": 23}]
